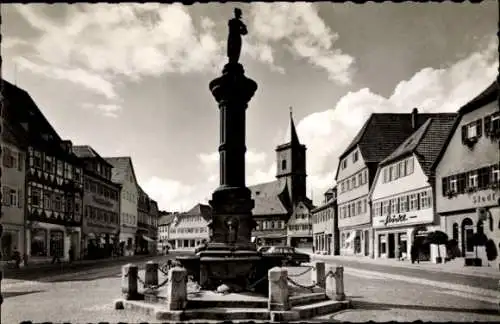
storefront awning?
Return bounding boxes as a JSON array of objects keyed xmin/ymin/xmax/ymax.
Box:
[{"xmin": 142, "ymin": 235, "xmax": 155, "ymax": 242}]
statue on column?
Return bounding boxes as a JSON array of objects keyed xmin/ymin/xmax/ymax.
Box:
[{"xmin": 227, "ymin": 8, "xmax": 248, "ymax": 64}]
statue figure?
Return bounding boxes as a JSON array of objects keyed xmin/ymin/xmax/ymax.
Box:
[{"xmin": 227, "ymin": 8, "xmax": 248, "ymax": 64}]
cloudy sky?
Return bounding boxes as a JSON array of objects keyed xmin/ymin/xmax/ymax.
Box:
[{"xmin": 2, "ymin": 3, "xmax": 498, "ymax": 211}]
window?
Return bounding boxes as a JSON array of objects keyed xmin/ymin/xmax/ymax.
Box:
[
  {"xmin": 373, "ymin": 202, "xmax": 381, "ymax": 217},
  {"xmin": 281, "ymin": 160, "xmax": 287, "ymax": 170},
  {"xmin": 363, "ymin": 199, "xmax": 367, "ymax": 213},
  {"xmin": 364, "ymin": 170, "xmax": 368, "ymax": 184},
  {"xmin": 492, "ymin": 165, "xmax": 500, "ymax": 184},
  {"xmin": 341, "ymin": 182, "xmax": 345, "ymax": 193},
  {"xmin": 394, "ymin": 163, "xmax": 400, "ymax": 179},
  {"xmin": 357, "ymin": 201, "xmax": 362, "ymax": 215},
  {"xmin": 45, "ymin": 155, "xmax": 54, "ymax": 173},
  {"xmin": 57, "ymin": 160, "xmax": 64, "ymax": 176},
  {"xmin": 17, "ymin": 152, "xmax": 23, "ymax": 171},
  {"xmin": 43, "ymin": 190, "xmax": 52, "ymax": 209},
  {"xmin": 466, "ymin": 123, "xmax": 477, "ymax": 138},
  {"xmin": 449, "ymin": 177, "xmax": 458, "ymax": 193},
  {"xmin": 358, "ymin": 173, "xmax": 363, "ymax": 186},
  {"xmin": 353, "ymin": 151, "xmax": 359, "ymax": 163},
  {"xmin": 382, "ymin": 201, "xmax": 389, "ymax": 215},
  {"xmin": 389, "ymin": 166, "xmax": 395, "ymax": 182},
  {"xmin": 391, "ymin": 198, "xmax": 399, "ymax": 215},
  {"xmin": 383, "ymin": 168, "xmax": 388, "ymax": 183},
  {"xmin": 420, "ymin": 191, "xmax": 431, "ymax": 209},
  {"xmin": 352, "ymin": 177, "xmax": 357, "ymax": 188},
  {"xmin": 33, "ymin": 151, "xmax": 42, "ymax": 168},
  {"xmin": 399, "ymin": 196, "xmax": 408, "ymax": 213},
  {"xmin": 31, "ymin": 228, "xmax": 48, "ymax": 256},
  {"xmin": 399, "ymin": 162, "xmax": 406, "ymax": 178},
  {"xmin": 406, "ymin": 158, "xmax": 414, "ymax": 175},
  {"xmin": 341, "ymin": 159, "xmax": 347, "ymax": 169},
  {"xmin": 468, "ymin": 171, "xmax": 478, "ymax": 189},
  {"xmin": 54, "ymin": 195, "xmax": 62, "ymax": 211},
  {"xmin": 49, "ymin": 230, "xmax": 64, "ymax": 257},
  {"xmin": 409, "ymin": 194, "xmax": 418, "ymax": 211}
]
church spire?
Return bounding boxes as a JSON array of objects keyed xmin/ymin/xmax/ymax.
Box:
[{"xmin": 289, "ymin": 106, "xmax": 300, "ymax": 145}]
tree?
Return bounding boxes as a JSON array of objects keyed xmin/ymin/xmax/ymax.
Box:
[
  {"xmin": 485, "ymin": 239, "xmax": 498, "ymax": 261},
  {"xmin": 471, "ymin": 232, "xmax": 488, "ymax": 259}
]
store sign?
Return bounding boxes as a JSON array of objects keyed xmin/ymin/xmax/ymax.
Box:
[
  {"xmin": 472, "ymin": 192, "xmax": 497, "ymax": 205},
  {"xmin": 381, "ymin": 213, "xmax": 418, "ymax": 226}
]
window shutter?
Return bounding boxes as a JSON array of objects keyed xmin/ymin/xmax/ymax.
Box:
[
  {"xmin": 442, "ymin": 177, "xmax": 448, "ymax": 196},
  {"xmin": 484, "ymin": 116, "xmax": 492, "ymax": 136},
  {"xmin": 461, "ymin": 125, "xmax": 467, "ymax": 143},
  {"xmin": 476, "ymin": 119, "xmax": 483, "ymax": 138},
  {"xmin": 18, "ymin": 189, "xmax": 23, "ymax": 208}
]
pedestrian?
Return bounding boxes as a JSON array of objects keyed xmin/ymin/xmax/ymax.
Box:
[{"xmin": 410, "ymin": 243, "xmax": 419, "ymax": 264}]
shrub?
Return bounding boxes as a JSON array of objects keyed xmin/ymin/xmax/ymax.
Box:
[{"xmin": 486, "ymin": 239, "xmax": 498, "ymax": 261}]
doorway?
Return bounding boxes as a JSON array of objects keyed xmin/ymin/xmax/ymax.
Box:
[
  {"xmin": 461, "ymin": 218, "xmax": 474, "ymax": 256},
  {"xmin": 388, "ymin": 233, "xmax": 395, "ymax": 258}
]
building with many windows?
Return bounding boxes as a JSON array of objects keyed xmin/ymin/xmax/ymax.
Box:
[
  {"xmin": 105, "ymin": 157, "xmax": 139, "ymax": 256},
  {"xmin": 250, "ymin": 112, "xmax": 314, "ymax": 247},
  {"xmin": 157, "ymin": 211, "xmax": 175, "ymax": 253},
  {"xmin": 370, "ymin": 113, "xmax": 456, "ymax": 261},
  {"xmin": 336, "ymin": 108, "xmax": 445, "ymax": 257},
  {"xmin": 148, "ymin": 199, "xmax": 159, "ymax": 254},
  {"xmin": 73, "ymin": 146, "xmax": 120, "ymax": 260},
  {"xmin": 1, "ymin": 83, "xmax": 28, "ymax": 263},
  {"xmin": 136, "ymin": 186, "xmax": 152, "ymax": 254},
  {"xmin": 3, "ymin": 80, "xmax": 84, "ymax": 264},
  {"xmin": 433, "ymin": 82, "xmax": 500, "ymax": 264},
  {"xmin": 312, "ymin": 187, "xmax": 338, "ymax": 255},
  {"xmin": 169, "ymin": 203, "xmax": 211, "ymax": 250}
]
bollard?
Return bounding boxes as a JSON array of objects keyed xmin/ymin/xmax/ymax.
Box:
[
  {"xmin": 121, "ymin": 263, "xmax": 139, "ymax": 300},
  {"xmin": 268, "ymin": 267, "xmax": 290, "ymax": 311},
  {"xmin": 312, "ymin": 261, "xmax": 326, "ymax": 289},
  {"xmin": 325, "ymin": 265, "xmax": 336, "ymax": 300},
  {"xmin": 145, "ymin": 261, "xmax": 159, "ymax": 287},
  {"xmin": 334, "ymin": 266, "xmax": 345, "ymax": 301},
  {"xmin": 165, "ymin": 266, "xmax": 187, "ymax": 310}
]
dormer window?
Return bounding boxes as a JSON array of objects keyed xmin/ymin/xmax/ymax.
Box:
[
  {"xmin": 462, "ymin": 120, "xmax": 482, "ymax": 146},
  {"xmin": 467, "ymin": 123, "xmax": 477, "ymax": 138}
]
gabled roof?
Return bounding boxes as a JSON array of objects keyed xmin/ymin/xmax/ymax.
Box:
[
  {"xmin": 431, "ymin": 81, "xmax": 498, "ymax": 172},
  {"xmin": 184, "ymin": 203, "xmax": 212, "ymax": 222},
  {"xmin": 335, "ymin": 111, "xmax": 454, "ymax": 180},
  {"xmin": 158, "ymin": 214, "xmax": 175, "ymax": 226},
  {"xmin": 104, "ymin": 156, "xmax": 139, "ymax": 186},
  {"xmin": 381, "ymin": 113, "xmax": 457, "ymax": 177},
  {"xmin": 73, "ymin": 145, "xmax": 114, "ymax": 168},
  {"xmin": 249, "ymin": 181, "xmax": 290, "ymax": 216}
]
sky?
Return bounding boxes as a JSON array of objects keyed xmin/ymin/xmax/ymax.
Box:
[{"xmin": 2, "ymin": 2, "xmax": 498, "ymax": 211}]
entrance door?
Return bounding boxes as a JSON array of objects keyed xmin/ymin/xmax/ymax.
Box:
[
  {"xmin": 461, "ymin": 218, "xmax": 474, "ymax": 256},
  {"xmin": 388, "ymin": 233, "xmax": 395, "ymax": 258},
  {"xmin": 364, "ymin": 230, "xmax": 369, "ymax": 256}
]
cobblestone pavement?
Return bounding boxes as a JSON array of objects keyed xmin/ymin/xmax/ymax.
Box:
[{"xmin": 2, "ymin": 262, "xmax": 500, "ymax": 323}]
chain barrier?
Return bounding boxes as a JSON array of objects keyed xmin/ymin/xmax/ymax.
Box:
[
  {"xmin": 286, "ymin": 269, "xmax": 338, "ymax": 291},
  {"xmin": 288, "ymin": 265, "xmax": 315, "ymax": 278},
  {"xmin": 247, "ymin": 274, "xmax": 268, "ymax": 290}
]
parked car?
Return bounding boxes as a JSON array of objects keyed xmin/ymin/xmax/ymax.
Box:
[
  {"xmin": 263, "ymin": 246, "xmax": 310, "ymax": 266},
  {"xmin": 257, "ymin": 245, "xmax": 271, "ymax": 253}
]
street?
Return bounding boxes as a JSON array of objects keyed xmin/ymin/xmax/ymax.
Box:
[{"xmin": 2, "ymin": 256, "xmax": 499, "ymax": 323}]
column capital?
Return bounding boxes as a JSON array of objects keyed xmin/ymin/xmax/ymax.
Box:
[{"xmin": 209, "ymin": 63, "xmax": 257, "ymax": 106}]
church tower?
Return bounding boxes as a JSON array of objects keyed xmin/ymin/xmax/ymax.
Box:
[{"xmin": 275, "ymin": 108, "xmax": 307, "ymax": 205}]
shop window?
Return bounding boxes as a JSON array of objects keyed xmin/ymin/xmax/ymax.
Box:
[
  {"xmin": 50, "ymin": 231, "xmax": 64, "ymax": 257},
  {"xmin": 31, "ymin": 228, "xmax": 48, "ymax": 256}
]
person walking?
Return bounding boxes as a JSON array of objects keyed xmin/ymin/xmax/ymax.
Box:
[{"xmin": 410, "ymin": 243, "xmax": 419, "ymax": 264}]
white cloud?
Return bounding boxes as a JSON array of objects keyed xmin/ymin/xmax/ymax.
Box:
[
  {"xmin": 142, "ymin": 176, "xmax": 198, "ymax": 212},
  {"xmin": 14, "ymin": 56, "xmax": 117, "ymax": 100},
  {"xmin": 82, "ymin": 102, "xmax": 123, "ymax": 118},
  {"xmin": 249, "ymin": 3, "xmax": 354, "ymax": 84},
  {"xmin": 293, "ymin": 36, "xmax": 498, "ymax": 205}
]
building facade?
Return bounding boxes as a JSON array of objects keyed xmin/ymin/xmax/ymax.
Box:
[
  {"xmin": 148, "ymin": 199, "xmax": 159, "ymax": 254},
  {"xmin": 136, "ymin": 186, "xmax": 151, "ymax": 254},
  {"xmin": 370, "ymin": 113, "xmax": 456, "ymax": 261},
  {"xmin": 157, "ymin": 211, "xmax": 175, "ymax": 253},
  {"xmin": 312, "ymin": 187, "xmax": 338, "ymax": 255},
  {"xmin": 73, "ymin": 146, "xmax": 120, "ymax": 260},
  {"xmin": 336, "ymin": 109, "xmax": 445, "ymax": 257},
  {"xmin": 105, "ymin": 157, "xmax": 139, "ymax": 256},
  {"xmin": 3, "ymin": 81, "xmax": 84, "ymax": 263},
  {"xmin": 434, "ymin": 82, "xmax": 500, "ymax": 264},
  {"xmin": 1, "ymin": 88, "xmax": 28, "ymax": 263},
  {"xmin": 169, "ymin": 204, "xmax": 210, "ymax": 250},
  {"xmin": 249, "ymin": 112, "xmax": 314, "ymax": 247}
]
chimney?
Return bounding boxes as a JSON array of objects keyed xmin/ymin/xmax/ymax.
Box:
[{"xmin": 411, "ymin": 107, "xmax": 418, "ymax": 129}]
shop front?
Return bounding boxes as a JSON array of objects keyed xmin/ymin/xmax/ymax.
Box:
[
  {"xmin": 83, "ymin": 230, "xmax": 118, "ymax": 259},
  {"xmin": 373, "ymin": 205, "xmax": 436, "ymax": 260},
  {"xmin": 339, "ymin": 225, "xmax": 371, "ymax": 256}
]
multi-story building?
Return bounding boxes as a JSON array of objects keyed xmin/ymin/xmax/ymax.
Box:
[
  {"xmin": 336, "ymin": 108, "xmax": 446, "ymax": 257},
  {"xmin": 169, "ymin": 203, "xmax": 211, "ymax": 250},
  {"xmin": 136, "ymin": 186, "xmax": 151, "ymax": 254},
  {"xmin": 1, "ymin": 83, "xmax": 28, "ymax": 263},
  {"xmin": 250, "ymin": 112, "xmax": 314, "ymax": 247},
  {"xmin": 105, "ymin": 157, "xmax": 139, "ymax": 256},
  {"xmin": 433, "ymin": 82, "xmax": 500, "ymax": 264},
  {"xmin": 312, "ymin": 187, "xmax": 338, "ymax": 255},
  {"xmin": 73, "ymin": 146, "xmax": 120, "ymax": 260},
  {"xmin": 3, "ymin": 80, "xmax": 84, "ymax": 263},
  {"xmin": 148, "ymin": 199, "xmax": 159, "ymax": 254},
  {"xmin": 370, "ymin": 113, "xmax": 457, "ymax": 261},
  {"xmin": 157, "ymin": 211, "xmax": 175, "ymax": 253}
]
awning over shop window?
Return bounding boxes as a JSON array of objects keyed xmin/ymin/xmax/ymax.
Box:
[{"xmin": 142, "ymin": 235, "xmax": 155, "ymax": 242}]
